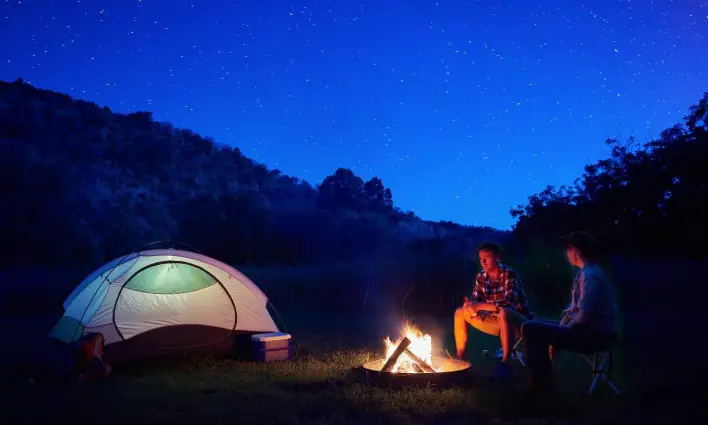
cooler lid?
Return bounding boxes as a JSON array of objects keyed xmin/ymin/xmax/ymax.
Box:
[{"xmin": 251, "ymin": 332, "xmax": 291, "ymax": 342}]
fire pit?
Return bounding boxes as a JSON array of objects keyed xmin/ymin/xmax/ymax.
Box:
[{"xmin": 359, "ymin": 324, "xmax": 472, "ymax": 388}]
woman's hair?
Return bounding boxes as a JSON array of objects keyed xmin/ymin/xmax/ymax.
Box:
[{"xmin": 564, "ymin": 231, "xmax": 602, "ymax": 262}]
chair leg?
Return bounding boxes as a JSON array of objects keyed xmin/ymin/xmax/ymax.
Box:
[
  {"xmin": 512, "ymin": 338, "xmax": 526, "ymax": 367},
  {"xmin": 588, "ymin": 354, "xmax": 604, "ymax": 394},
  {"xmin": 583, "ymin": 352, "xmax": 621, "ymax": 395},
  {"xmin": 604, "ymin": 376, "xmax": 622, "ymax": 395}
]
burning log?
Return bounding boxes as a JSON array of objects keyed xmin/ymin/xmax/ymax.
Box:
[
  {"xmin": 403, "ymin": 348, "xmax": 436, "ymax": 373},
  {"xmin": 381, "ymin": 337, "xmax": 411, "ymax": 372},
  {"xmin": 380, "ymin": 336, "xmax": 437, "ymax": 373}
]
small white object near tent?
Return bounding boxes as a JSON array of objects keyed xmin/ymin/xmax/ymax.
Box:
[{"xmin": 50, "ymin": 249, "xmax": 279, "ymax": 361}]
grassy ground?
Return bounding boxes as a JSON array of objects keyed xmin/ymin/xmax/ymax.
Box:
[
  {"xmin": 2, "ymin": 256, "xmax": 700, "ymax": 424},
  {"xmin": 0, "ymin": 310, "xmax": 634, "ymax": 425}
]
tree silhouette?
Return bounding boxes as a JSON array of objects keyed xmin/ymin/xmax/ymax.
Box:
[
  {"xmin": 511, "ymin": 92, "xmax": 708, "ymax": 260},
  {"xmin": 316, "ymin": 168, "xmax": 366, "ymax": 211}
]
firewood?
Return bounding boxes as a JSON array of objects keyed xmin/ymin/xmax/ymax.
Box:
[
  {"xmin": 403, "ymin": 348, "xmax": 436, "ymax": 373},
  {"xmin": 381, "ymin": 337, "xmax": 411, "ymax": 372}
]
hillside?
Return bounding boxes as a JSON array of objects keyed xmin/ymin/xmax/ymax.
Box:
[{"xmin": 0, "ymin": 78, "xmax": 505, "ymax": 270}]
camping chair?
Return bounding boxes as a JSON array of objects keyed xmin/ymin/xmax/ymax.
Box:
[
  {"xmin": 512, "ymin": 337, "xmax": 526, "ymax": 367},
  {"xmin": 578, "ymin": 337, "xmax": 621, "ymax": 395},
  {"xmin": 512, "ymin": 335, "xmax": 621, "ymax": 395},
  {"xmin": 493, "ymin": 337, "xmax": 526, "ymax": 367}
]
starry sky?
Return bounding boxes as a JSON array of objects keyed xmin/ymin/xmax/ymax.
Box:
[{"xmin": 2, "ymin": 0, "xmax": 706, "ymax": 229}]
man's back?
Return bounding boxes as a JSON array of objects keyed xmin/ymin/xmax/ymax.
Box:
[{"xmin": 571, "ymin": 263, "xmax": 618, "ymax": 333}]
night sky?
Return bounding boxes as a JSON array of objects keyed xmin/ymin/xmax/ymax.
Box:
[{"xmin": 2, "ymin": 1, "xmax": 706, "ymax": 229}]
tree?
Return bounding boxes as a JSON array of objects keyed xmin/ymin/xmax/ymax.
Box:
[
  {"xmin": 362, "ymin": 177, "xmax": 394, "ymax": 212},
  {"xmin": 315, "ymin": 168, "xmax": 365, "ymax": 211},
  {"xmin": 511, "ymin": 92, "xmax": 708, "ymax": 259}
]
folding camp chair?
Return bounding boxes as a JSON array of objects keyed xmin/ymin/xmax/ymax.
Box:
[
  {"xmin": 580, "ymin": 346, "xmax": 621, "ymax": 395},
  {"xmin": 513, "ymin": 336, "xmax": 621, "ymax": 395},
  {"xmin": 492, "ymin": 337, "xmax": 526, "ymax": 367},
  {"xmin": 512, "ymin": 337, "xmax": 526, "ymax": 367}
]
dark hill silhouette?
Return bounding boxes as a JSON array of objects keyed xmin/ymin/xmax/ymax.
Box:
[{"xmin": 0, "ymin": 78, "xmax": 504, "ymax": 270}]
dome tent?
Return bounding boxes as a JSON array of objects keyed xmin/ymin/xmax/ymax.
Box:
[{"xmin": 49, "ymin": 249, "xmax": 280, "ymax": 363}]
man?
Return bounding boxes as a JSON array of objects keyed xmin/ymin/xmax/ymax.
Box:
[
  {"xmin": 521, "ymin": 231, "xmax": 618, "ymax": 392},
  {"xmin": 454, "ymin": 242, "xmax": 533, "ymax": 380}
]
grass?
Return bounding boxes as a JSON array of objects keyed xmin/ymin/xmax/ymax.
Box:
[
  {"xmin": 4, "ymin": 349, "xmax": 626, "ymax": 425},
  {"xmin": 1, "ymin": 310, "xmax": 634, "ymax": 425}
]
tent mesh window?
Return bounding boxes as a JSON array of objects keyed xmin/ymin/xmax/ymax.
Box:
[{"xmin": 124, "ymin": 262, "xmax": 218, "ymax": 294}]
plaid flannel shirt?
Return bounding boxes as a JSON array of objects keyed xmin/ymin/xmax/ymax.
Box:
[{"xmin": 471, "ymin": 264, "xmax": 532, "ymax": 317}]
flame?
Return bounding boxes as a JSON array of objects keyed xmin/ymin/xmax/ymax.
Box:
[{"xmin": 383, "ymin": 322, "xmax": 440, "ymax": 373}]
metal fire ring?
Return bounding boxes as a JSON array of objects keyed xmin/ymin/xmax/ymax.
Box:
[{"xmin": 358, "ymin": 356, "xmax": 472, "ymax": 388}]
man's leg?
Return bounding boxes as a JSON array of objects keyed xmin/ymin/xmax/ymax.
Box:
[
  {"xmin": 498, "ymin": 308, "xmax": 529, "ymax": 364},
  {"xmin": 488, "ymin": 308, "xmax": 530, "ymax": 380},
  {"xmin": 520, "ymin": 320, "xmax": 560, "ymax": 387},
  {"xmin": 521, "ymin": 320, "xmax": 594, "ymax": 390},
  {"xmin": 453, "ymin": 307, "xmax": 468, "ymax": 358},
  {"xmin": 454, "ymin": 306, "xmax": 500, "ymax": 359}
]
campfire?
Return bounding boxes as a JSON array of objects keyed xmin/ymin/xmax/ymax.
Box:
[
  {"xmin": 360, "ymin": 321, "xmax": 472, "ymax": 387},
  {"xmin": 382, "ymin": 323, "xmax": 439, "ymax": 373}
]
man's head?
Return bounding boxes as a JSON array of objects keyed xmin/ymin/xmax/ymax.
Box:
[
  {"xmin": 477, "ymin": 241, "xmax": 502, "ymax": 274},
  {"xmin": 564, "ymin": 231, "xmax": 600, "ymax": 268}
]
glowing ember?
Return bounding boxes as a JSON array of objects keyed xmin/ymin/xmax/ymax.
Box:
[{"xmin": 383, "ymin": 323, "xmax": 440, "ymax": 373}]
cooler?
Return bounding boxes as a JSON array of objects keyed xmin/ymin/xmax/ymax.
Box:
[{"xmin": 251, "ymin": 332, "xmax": 294, "ymax": 362}]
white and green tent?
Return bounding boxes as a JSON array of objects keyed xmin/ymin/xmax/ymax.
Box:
[{"xmin": 50, "ymin": 249, "xmax": 279, "ymax": 360}]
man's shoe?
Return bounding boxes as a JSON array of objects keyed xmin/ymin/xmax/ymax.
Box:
[{"xmin": 489, "ymin": 362, "xmax": 513, "ymax": 381}]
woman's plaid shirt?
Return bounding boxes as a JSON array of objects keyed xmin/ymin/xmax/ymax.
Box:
[{"xmin": 470, "ymin": 264, "xmax": 532, "ymax": 317}]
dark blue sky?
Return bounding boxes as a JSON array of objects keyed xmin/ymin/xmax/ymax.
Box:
[{"xmin": 2, "ymin": 0, "xmax": 706, "ymax": 229}]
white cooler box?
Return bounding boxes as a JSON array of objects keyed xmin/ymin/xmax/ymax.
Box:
[{"xmin": 250, "ymin": 332, "xmax": 294, "ymax": 362}]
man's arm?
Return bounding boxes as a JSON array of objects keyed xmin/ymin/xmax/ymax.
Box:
[
  {"xmin": 465, "ymin": 280, "xmax": 498, "ymax": 312},
  {"xmin": 467, "ymin": 302, "xmax": 499, "ymax": 312}
]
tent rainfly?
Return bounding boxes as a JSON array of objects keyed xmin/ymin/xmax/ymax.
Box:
[{"xmin": 50, "ymin": 249, "xmax": 279, "ymax": 362}]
